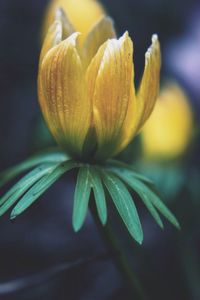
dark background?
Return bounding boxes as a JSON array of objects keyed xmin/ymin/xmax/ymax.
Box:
[{"xmin": 0, "ymin": 0, "xmax": 200, "ymax": 299}]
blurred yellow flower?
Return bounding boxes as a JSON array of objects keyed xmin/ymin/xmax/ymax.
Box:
[
  {"xmin": 38, "ymin": 9, "xmax": 161, "ymax": 161},
  {"xmin": 141, "ymin": 83, "xmax": 193, "ymax": 160},
  {"xmin": 43, "ymin": 0, "xmax": 105, "ymax": 43}
]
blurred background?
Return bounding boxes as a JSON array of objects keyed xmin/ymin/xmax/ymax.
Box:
[{"xmin": 0, "ymin": 0, "xmax": 200, "ymax": 299}]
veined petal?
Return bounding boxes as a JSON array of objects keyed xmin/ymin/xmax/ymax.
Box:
[
  {"xmin": 38, "ymin": 20, "xmax": 63, "ymax": 124},
  {"xmin": 55, "ymin": 8, "xmax": 75, "ymax": 39},
  {"xmin": 83, "ymin": 16, "xmax": 116, "ymax": 67},
  {"xmin": 111, "ymin": 85, "xmax": 137, "ymax": 156},
  {"xmin": 86, "ymin": 32, "xmax": 134, "ymax": 160},
  {"xmin": 38, "ymin": 33, "xmax": 92, "ymax": 157},
  {"xmin": 136, "ymin": 34, "xmax": 161, "ymax": 131},
  {"xmin": 40, "ymin": 9, "xmax": 75, "ymax": 67},
  {"xmin": 108, "ymin": 35, "xmax": 161, "ymax": 157},
  {"xmin": 39, "ymin": 20, "xmax": 62, "ymax": 68},
  {"xmin": 42, "ymin": 0, "xmax": 105, "ymax": 43}
]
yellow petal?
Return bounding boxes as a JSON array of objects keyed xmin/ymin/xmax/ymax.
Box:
[
  {"xmin": 38, "ymin": 33, "xmax": 92, "ymax": 157},
  {"xmin": 108, "ymin": 35, "xmax": 161, "ymax": 157},
  {"xmin": 136, "ymin": 34, "xmax": 161, "ymax": 131},
  {"xmin": 38, "ymin": 20, "xmax": 62, "ymax": 125},
  {"xmin": 43, "ymin": 0, "xmax": 105, "ymax": 43},
  {"xmin": 83, "ymin": 16, "xmax": 116, "ymax": 67},
  {"xmin": 39, "ymin": 20, "xmax": 62, "ymax": 68},
  {"xmin": 86, "ymin": 32, "xmax": 134, "ymax": 159},
  {"xmin": 55, "ymin": 8, "xmax": 75, "ymax": 39},
  {"xmin": 39, "ymin": 9, "xmax": 75, "ymax": 68},
  {"xmin": 111, "ymin": 85, "xmax": 137, "ymax": 156},
  {"xmin": 141, "ymin": 83, "xmax": 193, "ymax": 160}
]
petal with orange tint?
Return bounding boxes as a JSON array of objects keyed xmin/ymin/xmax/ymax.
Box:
[
  {"xmin": 38, "ymin": 33, "xmax": 92, "ymax": 157},
  {"xmin": 38, "ymin": 20, "xmax": 63, "ymax": 124},
  {"xmin": 111, "ymin": 84, "xmax": 137, "ymax": 156},
  {"xmin": 39, "ymin": 20, "xmax": 62, "ymax": 68},
  {"xmin": 43, "ymin": 0, "xmax": 105, "ymax": 43},
  {"xmin": 83, "ymin": 16, "xmax": 116, "ymax": 67},
  {"xmin": 55, "ymin": 8, "xmax": 75, "ymax": 39},
  {"xmin": 86, "ymin": 32, "xmax": 134, "ymax": 160},
  {"xmin": 136, "ymin": 34, "xmax": 161, "ymax": 131},
  {"xmin": 105, "ymin": 35, "xmax": 161, "ymax": 157}
]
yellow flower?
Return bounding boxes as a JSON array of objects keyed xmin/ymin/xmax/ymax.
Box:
[
  {"xmin": 141, "ymin": 83, "xmax": 193, "ymax": 160},
  {"xmin": 38, "ymin": 9, "xmax": 161, "ymax": 161},
  {"xmin": 43, "ymin": 0, "xmax": 105, "ymax": 43}
]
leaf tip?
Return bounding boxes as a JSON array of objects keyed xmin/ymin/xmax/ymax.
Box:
[
  {"xmin": 10, "ymin": 211, "xmax": 17, "ymax": 220},
  {"xmin": 175, "ymin": 221, "xmax": 181, "ymax": 230},
  {"xmin": 160, "ymin": 223, "xmax": 164, "ymax": 230},
  {"xmin": 72, "ymin": 219, "xmax": 82, "ymax": 233},
  {"xmin": 102, "ymin": 217, "xmax": 107, "ymax": 226},
  {"xmin": 137, "ymin": 236, "xmax": 143, "ymax": 245}
]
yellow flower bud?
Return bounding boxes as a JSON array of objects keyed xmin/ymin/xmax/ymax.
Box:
[
  {"xmin": 43, "ymin": 0, "xmax": 105, "ymax": 43},
  {"xmin": 141, "ymin": 83, "xmax": 193, "ymax": 160},
  {"xmin": 38, "ymin": 10, "xmax": 161, "ymax": 161}
]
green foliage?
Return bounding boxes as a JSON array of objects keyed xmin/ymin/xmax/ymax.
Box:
[
  {"xmin": 109, "ymin": 162, "xmax": 180, "ymax": 229},
  {"xmin": 106, "ymin": 159, "xmax": 154, "ymax": 184},
  {"xmin": 10, "ymin": 160, "xmax": 77, "ymax": 219},
  {"xmin": 136, "ymin": 162, "xmax": 185, "ymax": 201},
  {"xmin": 0, "ymin": 149, "xmax": 180, "ymax": 244},
  {"xmin": 0, "ymin": 163, "xmax": 57, "ymax": 217},
  {"xmin": 0, "ymin": 148, "xmax": 68, "ymax": 188},
  {"xmin": 72, "ymin": 166, "xmax": 107, "ymax": 230},
  {"xmin": 73, "ymin": 166, "xmax": 91, "ymax": 231},
  {"xmin": 101, "ymin": 170, "xmax": 143, "ymax": 244},
  {"xmin": 89, "ymin": 167, "xmax": 107, "ymax": 225}
]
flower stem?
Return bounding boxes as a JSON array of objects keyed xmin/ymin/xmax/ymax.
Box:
[{"xmin": 89, "ymin": 200, "xmax": 147, "ymax": 300}]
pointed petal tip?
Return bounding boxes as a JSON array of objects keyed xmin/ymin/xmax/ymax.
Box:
[
  {"xmin": 63, "ymin": 32, "xmax": 82, "ymax": 50},
  {"xmin": 145, "ymin": 34, "xmax": 160, "ymax": 62},
  {"xmin": 117, "ymin": 31, "xmax": 132, "ymax": 47},
  {"xmin": 55, "ymin": 7, "xmax": 69, "ymax": 23},
  {"xmin": 55, "ymin": 7, "xmax": 64, "ymax": 19},
  {"xmin": 122, "ymin": 31, "xmax": 130, "ymax": 39},
  {"xmin": 48, "ymin": 19, "xmax": 62, "ymax": 37},
  {"xmin": 68, "ymin": 31, "xmax": 81, "ymax": 42},
  {"xmin": 152, "ymin": 33, "xmax": 159, "ymax": 43}
]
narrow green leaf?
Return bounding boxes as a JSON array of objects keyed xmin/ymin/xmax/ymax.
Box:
[
  {"xmin": 147, "ymin": 189, "xmax": 180, "ymax": 229},
  {"xmin": 89, "ymin": 167, "xmax": 107, "ymax": 225},
  {"xmin": 72, "ymin": 166, "xmax": 91, "ymax": 232},
  {"xmin": 102, "ymin": 171, "xmax": 143, "ymax": 244},
  {"xmin": 10, "ymin": 160, "xmax": 77, "ymax": 219},
  {"xmin": 115, "ymin": 171, "xmax": 180, "ymax": 229},
  {"xmin": 106, "ymin": 159, "xmax": 154, "ymax": 184},
  {"xmin": 0, "ymin": 149, "xmax": 68, "ymax": 188},
  {"xmin": 0, "ymin": 163, "xmax": 57, "ymax": 217},
  {"xmin": 113, "ymin": 173, "xmax": 164, "ymax": 228}
]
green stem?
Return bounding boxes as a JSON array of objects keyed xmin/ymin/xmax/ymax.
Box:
[{"xmin": 89, "ymin": 200, "xmax": 147, "ymax": 300}]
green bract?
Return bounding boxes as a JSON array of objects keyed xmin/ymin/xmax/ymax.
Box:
[{"xmin": 0, "ymin": 148, "xmax": 180, "ymax": 244}]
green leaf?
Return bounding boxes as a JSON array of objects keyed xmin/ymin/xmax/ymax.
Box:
[
  {"xmin": 89, "ymin": 167, "xmax": 107, "ymax": 225},
  {"xmin": 114, "ymin": 171, "xmax": 180, "ymax": 229},
  {"xmin": 102, "ymin": 170, "xmax": 143, "ymax": 244},
  {"xmin": 10, "ymin": 160, "xmax": 77, "ymax": 219},
  {"xmin": 0, "ymin": 149, "xmax": 68, "ymax": 188},
  {"xmin": 112, "ymin": 173, "xmax": 163, "ymax": 228},
  {"xmin": 106, "ymin": 159, "xmax": 154, "ymax": 185},
  {"xmin": 0, "ymin": 163, "xmax": 57, "ymax": 217},
  {"xmin": 147, "ymin": 188, "xmax": 180, "ymax": 229},
  {"xmin": 72, "ymin": 166, "xmax": 91, "ymax": 232}
]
